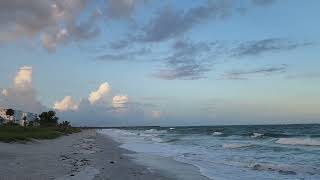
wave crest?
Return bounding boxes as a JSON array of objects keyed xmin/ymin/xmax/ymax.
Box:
[
  {"xmin": 212, "ymin": 131, "xmax": 223, "ymax": 136},
  {"xmin": 251, "ymin": 133, "xmax": 264, "ymax": 138}
]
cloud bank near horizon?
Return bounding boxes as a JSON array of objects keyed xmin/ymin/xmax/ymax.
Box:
[{"xmin": 0, "ymin": 66, "xmax": 161, "ymax": 125}]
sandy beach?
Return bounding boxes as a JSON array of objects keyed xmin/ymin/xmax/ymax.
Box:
[
  {"xmin": 0, "ymin": 130, "xmax": 165, "ymax": 180},
  {"xmin": 0, "ymin": 130, "xmax": 208, "ymax": 180}
]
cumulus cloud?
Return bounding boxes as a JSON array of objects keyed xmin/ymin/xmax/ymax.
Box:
[
  {"xmin": 14, "ymin": 66, "xmax": 33, "ymax": 89},
  {"xmin": 1, "ymin": 67, "xmax": 158, "ymax": 125},
  {"xmin": 112, "ymin": 95, "xmax": 129, "ymax": 108},
  {"xmin": 51, "ymin": 82, "xmax": 160, "ymax": 125},
  {"xmin": 0, "ymin": 66, "xmax": 45, "ymax": 113},
  {"xmin": 54, "ymin": 92, "xmax": 158, "ymax": 126},
  {"xmin": 54, "ymin": 96, "xmax": 79, "ymax": 111},
  {"xmin": 88, "ymin": 82, "xmax": 111, "ymax": 104}
]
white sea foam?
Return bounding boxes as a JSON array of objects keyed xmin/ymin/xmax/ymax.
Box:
[
  {"xmin": 140, "ymin": 134, "xmax": 164, "ymax": 143},
  {"xmin": 275, "ymin": 138, "xmax": 320, "ymax": 146},
  {"xmin": 144, "ymin": 129, "xmax": 167, "ymax": 134},
  {"xmin": 251, "ymin": 133, "xmax": 264, "ymax": 138},
  {"xmin": 99, "ymin": 128, "xmax": 320, "ymax": 180},
  {"xmin": 212, "ymin": 132, "xmax": 223, "ymax": 136},
  {"xmin": 248, "ymin": 163, "xmax": 320, "ymax": 176},
  {"xmin": 145, "ymin": 129, "xmax": 157, "ymax": 133}
]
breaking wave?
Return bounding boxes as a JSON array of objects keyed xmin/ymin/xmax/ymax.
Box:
[
  {"xmin": 212, "ymin": 131, "xmax": 223, "ymax": 136},
  {"xmin": 251, "ymin": 133, "xmax": 264, "ymax": 138}
]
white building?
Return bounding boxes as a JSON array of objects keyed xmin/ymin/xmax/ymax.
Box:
[{"xmin": 0, "ymin": 108, "xmax": 38, "ymax": 126}]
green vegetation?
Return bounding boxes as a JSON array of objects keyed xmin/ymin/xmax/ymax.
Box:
[
  {"xmin": 0, "ymin": 125, "xmax": 81, "ymax": 143},
  {"xmin": 6, "ymin": 108, "xmax": 15, "ymax": 117},
  {"xmin": 5, "ymin": 108, "xmax": 15, "ymax": 121},
  {"xmin": 0, "ymin": 110, "xmax": 81, "ymax": 143},
  {"xmin": 39, "ymin": 110, "xmax": 59, "ymax": 127}
]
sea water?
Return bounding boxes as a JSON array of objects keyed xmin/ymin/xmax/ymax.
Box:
[{"xmin": 99, "ymin": 124, "xmax": 320, "ymax": 180}]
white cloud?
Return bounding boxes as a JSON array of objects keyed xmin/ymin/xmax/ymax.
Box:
[
  {"xmin": 88, "ymin": 82, "xmax": 110, "ymax": 104},
  {"xmin": 112, "ymin": 95, "xmax": 129, "ymax": 108},
  {"xmin": 1, "ymin": 67, "xmax": 159, "ymax": 126},
  {"xmin": 14, "ymin": 66, "xmax": 33, "ymax": 89},
  {"xmin": 54, "ymin": 96, "xmax": 79, "ymax": 111},
  {"xmin": 0, "ymin": 66, "xmax": 45, "ymax": 113},
  {"xmin": 52, "ymin": 85, "xmax": 162, "ymax": 126}
]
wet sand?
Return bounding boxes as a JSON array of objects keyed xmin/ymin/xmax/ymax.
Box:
[{"xmin": 0, "ymin": 129, "xmax": 208, "ymax": 180}]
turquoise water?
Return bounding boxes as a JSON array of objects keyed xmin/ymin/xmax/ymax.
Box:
[{"xmin": 100, "ymin": 124, "xmax": 320, "ymax": 180}]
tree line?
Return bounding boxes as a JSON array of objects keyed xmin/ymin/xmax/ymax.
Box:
[{"xmin": 4, "ymin": 109, "xmax": 71, "ymax": 128}]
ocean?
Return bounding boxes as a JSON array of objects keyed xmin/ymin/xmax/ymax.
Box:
[{"xmin": 99, "ymin": 124, "xmax": 320, "ymax": 180}]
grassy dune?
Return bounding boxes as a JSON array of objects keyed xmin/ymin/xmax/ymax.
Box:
[{"xmin": 0, "ymin": 126, "xmax": 81, "ymax": 143}]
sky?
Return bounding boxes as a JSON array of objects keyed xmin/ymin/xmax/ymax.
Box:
[{"xmin": 0, "ymin": 0, "xmax": 319, "ymax": 126}]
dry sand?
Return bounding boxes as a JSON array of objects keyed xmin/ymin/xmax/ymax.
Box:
[
  {"xmin": 0, "ymin": 130, "xmax": 208, "ymax": 180},
  {"xmin": 0, "ymin": 130, "xmax": 165, "ymax": 180}
]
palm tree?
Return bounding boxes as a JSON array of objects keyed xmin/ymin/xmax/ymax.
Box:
[
  {"xmin": 6, "ymin": 109, "xmax": 15, "ymax": 122},
  {"xmin": 22, "ymin": 116, "xmax": 27, "ymax": 127},
  {"xmin": 60, "ymin": 121, "xmax": 71, "ymax": 127}
]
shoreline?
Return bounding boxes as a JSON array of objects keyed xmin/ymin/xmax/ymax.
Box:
[
  {"xmin": 97, "ymin": 131, "xmax": 210, "ymax": 180},
  {"xmin": 0, "ymin": 129, "xmax": 207, "ymax": 180}
]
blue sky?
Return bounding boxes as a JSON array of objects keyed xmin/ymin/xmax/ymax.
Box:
[{"xmin": 0, "ymin": 0, "xmax": 319, "ymax": 126}]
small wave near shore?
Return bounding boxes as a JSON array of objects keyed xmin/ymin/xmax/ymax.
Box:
[{"xmin": 99, "ymin": 124, "xmax": 320, "ymax": 180}]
